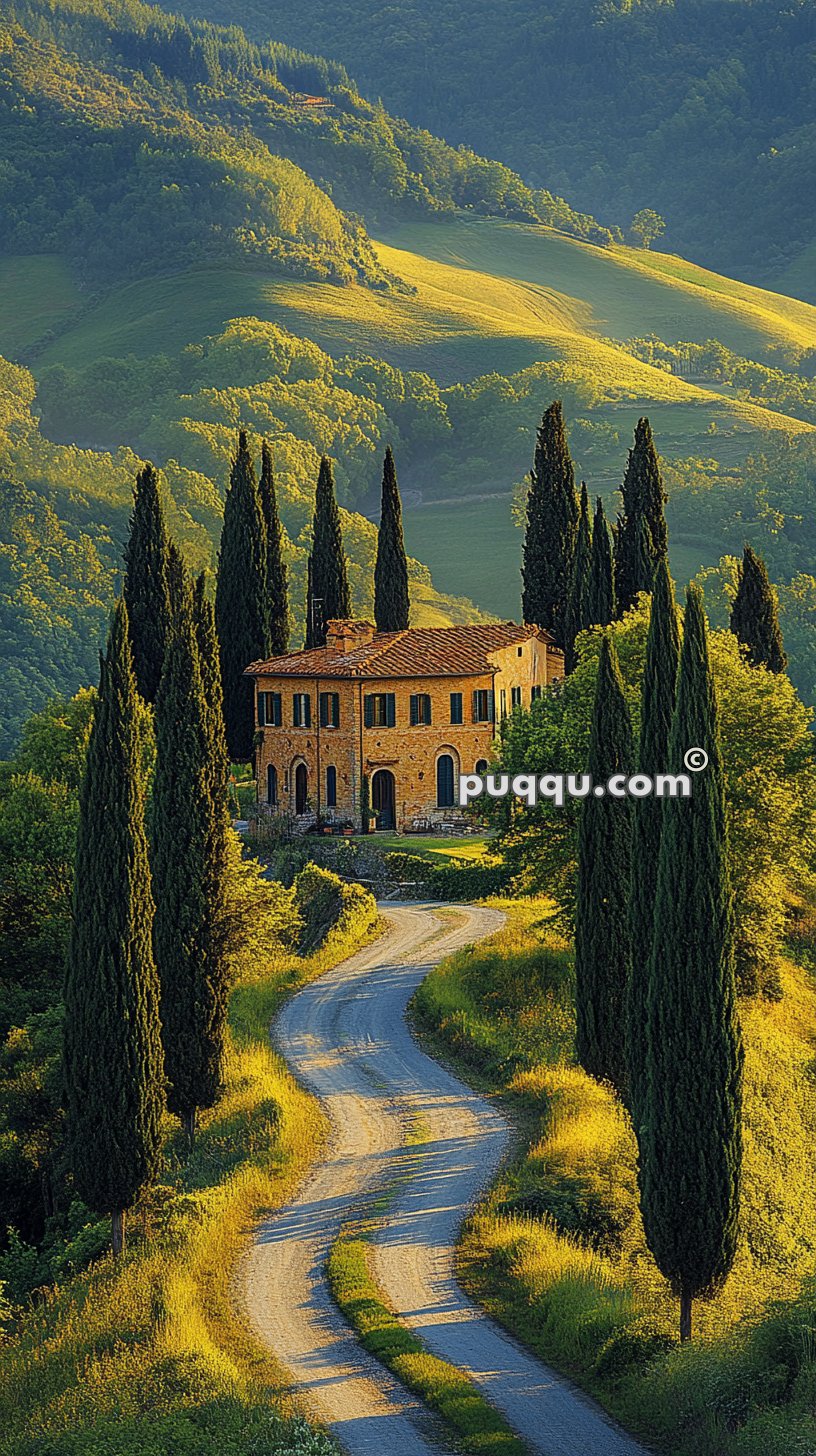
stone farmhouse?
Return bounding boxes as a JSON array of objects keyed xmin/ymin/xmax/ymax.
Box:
[{"xmin": 245, "ymin": 619, "xmax": 564, "ymax": 833}]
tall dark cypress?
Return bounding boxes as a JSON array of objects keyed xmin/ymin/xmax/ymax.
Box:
[
  {"xmin": 374, "ymin": 445, "xmax": 410, "ymax": 632},
  {"xmin": 521, "ymin": 401, "xmax": 579, "ymax": 646},
  {"xmin": 626, "ymin": 557, "xmax": 680, "ymax": 1127},
  {"xmin": 167, "ymin": 540, "xmax": 187, "ymax": 618},
  {"xmin": 587, "ymin": 497, "xmax": 616, "ymax": 626},
  {"xmin": 193, "ymin": 573, "xmax": 231, "ymax": 813},
  {"xmin": 306, "ymin": 455, "xmax": 351, "ymax": 648},
  {"xmin": 616, "ymin": 418, "xmax": 668, "ymax": 614},
  {"xmin": 563, "ymin": 482, "xmax": 593, "ymax": 672},
  {"xmin": 122, "ymin": 463, "xmax": 172, "ymax": 705},
  {"xmin": 63, "ymin": 600, "xmax": 164, "ymax": 1256},
  {"xmin": 153, "ymin": 581, "xmax": 230, "ymax": 1143},
  {"xmin": 215, "ymin": 430, "xmax": 268, "ymax": 762},
  {"xmin": 730, "ymin": 544, "xmax": 787, "ymax": 673},
  {"xmin": 575, "ymin": 634, "xmax": 634, "ymax": 1094},
  {"xmin": 259, "ymin": 441, "xmax": 290, "ymax": 656},
  {"xmin": 639, "ymin": 584, "xmax": 743, "ymax": 1342}
]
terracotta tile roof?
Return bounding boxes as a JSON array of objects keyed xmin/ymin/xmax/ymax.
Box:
[{"xmin": 245, "ymin": 622, "xmax": 557, "ymax": 681}]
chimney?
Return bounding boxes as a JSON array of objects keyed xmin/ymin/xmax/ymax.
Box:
[{"xmin": 325, "ymin": 619, "xmax": 376, "ymax": 655}]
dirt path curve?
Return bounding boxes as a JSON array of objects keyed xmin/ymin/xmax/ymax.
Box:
[{"xmin": 243, "ymin": 903, "xmax": 648, "ymax": 1456}]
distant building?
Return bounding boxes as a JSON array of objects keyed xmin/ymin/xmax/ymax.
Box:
[{"xmin": 245, "ymin": 619, "xmax": 563, "ymax": 832}]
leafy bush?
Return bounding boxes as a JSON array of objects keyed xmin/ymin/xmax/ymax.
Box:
[
  {"xmin": 594, "ymin": 1318, "xmax": 676, "ymax": 1379},
  {"xmin": 292, "ymin": 863, "xmax": 378, "ymax": 953}
]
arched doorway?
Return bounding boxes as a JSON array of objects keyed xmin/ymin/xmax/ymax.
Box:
[
  {"xmin": 437, "ymin": 753, "xmax": 455, "ymax": 808},
  {"xmin": 267, "ymin": 763, "xmax": 278, "ymax": 806},
  {"xmin": 294, "ymin": 762, "xmax": 308, "ymax": 816},
  {"xmin": 371, "ymin": 769, "xmax": 396, "ymax": 829}
]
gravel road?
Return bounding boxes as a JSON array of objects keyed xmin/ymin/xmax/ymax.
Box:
[{"xmin": 243, "ymin": 903, "xmax": 648, "ymax": 1456}]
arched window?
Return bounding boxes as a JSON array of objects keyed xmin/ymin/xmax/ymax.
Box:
[
  {"xmin": 437, "ymin": 753, "xmax": 455, "ymax": 808},
  {"xmin": 294, "ymin": 762, "xmax": 308, "ymax": 816},
  {"xmin": 326, "ymin": 765, "xmax": 337, "ymax": 808},
  {"xmin": 475, "ymin": 759, "xmax": 488, "ymax": 775},
  {"xmin": 267, "ymin": 763, "xmax": 278, "ymax": 806}
]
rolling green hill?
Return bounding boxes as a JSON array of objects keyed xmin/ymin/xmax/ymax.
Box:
[
  {"xmin": 176, "ymin": 0, "xmax": 816, "ymax": 288},
  {"xmin": 3, "ymin": 0, "xmax": 816, "ymax": 748}
]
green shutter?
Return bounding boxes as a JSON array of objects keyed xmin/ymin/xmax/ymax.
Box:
[
  {"xmin": 304, "ymin": 694, "xmax": 311, "ymax": 728},
  {"xmin": 410, "ymin": 694, "xmax": 418, "ymax": 726},
  {"xmin": 258, "ymin": 692, "xmax": 266, "ymax": 727},
  {"xmin": 364, "ymin": 695, "xmax": 374, "ymax": 728},
  {"xmin": 273, "ymin": 693, "xmax": 282, "ymax": 725},
  {"xmin": 424, "ymin": 694, "xmax": 432, "ymax": 725},
  {"xmin": 487, "ymin": 690, "xmax": 495, "ymax": 722},
  {"xmin": 293, "ymin": 693, "xmax": 300, "ymax": 727},
  {"xmin": 386, "ymin": 694, "xmax": 396, "ymax": 727}
]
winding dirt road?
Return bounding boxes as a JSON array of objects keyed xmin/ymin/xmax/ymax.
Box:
[{"xmin": 243, "ymin": 903, "xmax": 647, "ymax": 1455}]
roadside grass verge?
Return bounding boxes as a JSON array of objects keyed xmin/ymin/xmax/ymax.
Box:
[
  {"xmin": 412, "ymin": 899, "xmax": 816, "ymax": 1456},
  {"xmin": 327, "ymin": 1228, "xmax": 526, "ymax": 1456},
  {"xmin": 0, "ymin": 908, "xmax": 383, "ymax": 1456}
]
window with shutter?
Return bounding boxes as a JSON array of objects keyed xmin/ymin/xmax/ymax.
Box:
[
  {"xmin": 364, "ymin": 693, "xmax": 395, "ymax": 727},
  {"xmin": 436, "ymin": 754, "xmax": 455, "ymax": 807},
  {"xmin": 511, "ymin": 686, "xmax": 522, "ymax": 709},
  {"xmin": 326, "ymin": 765, "xmax": 337, "ymax": 807},
  {"xmin": 293, "ymin": 693, "xmax": 311, "ymax": 728},
  {"xmin": 472, "ymin": 689, "xmax": 492, "ymax": 723},
  {"xmin": 258, "ymin": 693, "xmax": 267, "ymax": 727},
  {"xmin": 410, "ymin": 693, "xmax": 431, "ymax": 725},
  {"xmin": 499, "ymin": 689, "xmax": 507, "ymax": 719},
  {"xmin": 319, "ymin": 692, "xmax": 340, "ymax": 728},
  {"xmin": 531, "ymin": 685, "xmax": 542, "ymax": 703},
  {"xmin": 450, "ymin": 692, "xmax": 463, "ymax": 725}
]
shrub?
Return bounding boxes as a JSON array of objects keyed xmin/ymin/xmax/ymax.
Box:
[
  {"xmin": 292, "ymin": 864, "xmax": 378, "ymax": 953},
  {"xmin": 594, "ymin": 1317, "xmax": 676, "ymax": 1378}
]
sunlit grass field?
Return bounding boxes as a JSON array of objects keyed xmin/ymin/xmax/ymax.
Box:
[
  {"xmin": 0, "ymin": 919, "xmax": 383, "ymax": 1456},
  {"xmin": 413, "ymin": 902, "xmax": 816, "ymax": 1456}
]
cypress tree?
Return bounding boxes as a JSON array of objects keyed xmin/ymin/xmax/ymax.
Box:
[
  {"xmin": 373, "ymin": 445, "xmax": 410, "ymax": 632},
  {"xmin": 563, "ymin": 483, "xmax": 593, "ymax": 672},
  {"xmin": 63, "ymin": 600, "xmax": 164, "ymax": 1256},
  {"xmin": 167, "ymin": 540, "xmax": 188, "ymax": 618},
  {"xmin": 122, "ymin": 463, "xmax": 171, "ymax": 705},
  {"xmin": 575, "ymin": 634, "xmax": 634, "ymax": 1093},
  {"xmin": 306, "ymin": 455, "xmax": 351, "ymax": 647},
  {"xmin": 626, "ymin": 557, "xmax": 680, "ymax": 1127},
  {"xmin": 521, "ymin": 401, "xmax": 579, "ymax": 645},
  {"xmin": 193, "ymin": 573, "xmax": 231, "ymax": 811},
  {"xmin": 587, "ymin": 497, "xmax": 616, "ymax": 626},
  {"xmin": 215, "ymin": 430, "xmax": 268, "ymax": 762},
  {"xmin": 730, "ymin": 544, "xmax": 787, "ymax": 673},
  {"xmin": 259, "ymin": 441, "xmax": 290, "ymax": 656},
  {"xmin": 153, "ymin": 586, "xmax": 230, "ymax": 1143},
  {"xmin": 616, "ymin": 418, "xmax": 668, "ymax": 614},
  {"xmin": 639, "ymin": 584, "xmax": 743, "ymax": 1341}
]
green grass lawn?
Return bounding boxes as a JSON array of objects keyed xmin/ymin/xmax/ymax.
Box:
[{"xmin": 372, "ymin": 833, "xmax": 494, "ymax": 863}]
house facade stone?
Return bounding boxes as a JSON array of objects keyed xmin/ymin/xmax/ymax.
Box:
[{"xmin": 245, "ymin": 619, "xmax": 563, "ymax": 832}]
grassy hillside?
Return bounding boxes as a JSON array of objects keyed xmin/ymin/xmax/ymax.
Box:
[
  {"xmin": 413, "ymin": 903, "xmax": 816, "ymax": 1456},
  {"xmin": 4, "ymin": 212, "xmax": 815, "ymax": 633},
  {"xmin": 175, "ymin": 0, "xmax": 816, "ymax": 287}
]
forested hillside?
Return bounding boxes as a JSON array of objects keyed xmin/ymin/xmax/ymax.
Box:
[
  {"xmin": 0, "ymin": 0, "xmax": 612, "ymax": 295},
  {"xmin": 188, "ymin": 0, "xmax": 816, "ymax": 287}
]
